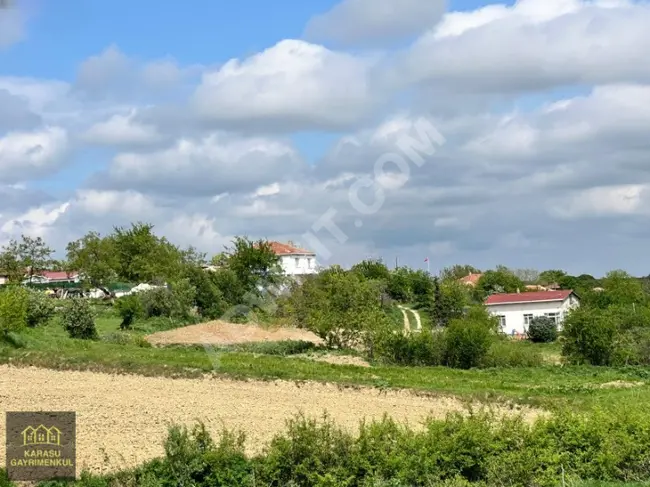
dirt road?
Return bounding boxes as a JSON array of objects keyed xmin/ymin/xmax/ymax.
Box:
[{"xmin": 0, "ymin": 365, "xmax": 541, "ymax": 475}]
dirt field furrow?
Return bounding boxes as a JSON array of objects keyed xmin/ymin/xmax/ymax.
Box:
[{"xmin": 0, "ymin": 365, "xmax": 540, "ymax": 475}]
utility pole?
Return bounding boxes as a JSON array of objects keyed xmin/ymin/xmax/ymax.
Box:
[{"xmin": 395, "ymin": 256, "xmax": 398, "ymax": 269}]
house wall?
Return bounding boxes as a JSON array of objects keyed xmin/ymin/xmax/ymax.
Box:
[
  {"xmin": 279, "ymin": 255, "xmax": 318, "ymax": 276},
  {"xmin": 0, "ymin": 275, "xmax": 7, "ymax": 286},
  {"xmin": 487, "ymin": 295, "xmax": 580, "ymax": 335}
]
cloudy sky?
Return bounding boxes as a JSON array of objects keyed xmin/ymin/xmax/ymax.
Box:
[{"xmin": 1, "ymin": 0, "xmax": 649, "ymax": 276}]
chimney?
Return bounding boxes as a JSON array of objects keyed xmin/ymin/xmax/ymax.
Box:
[{"xmin": 287, "ymin": 240, "xmax": 294, "ymax": 247}]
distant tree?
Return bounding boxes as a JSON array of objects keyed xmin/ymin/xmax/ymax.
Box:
[
  {"xmin": 538, "ymin": 269, "xmax": 567, "ymax": 286},
  {"xmin": 601, "ymin": 270, "xmax": 647, "ymax": 307},
  {"xmin": 0, "ymin": 249, "xmax": 23, "ymax": 284},
  {"xmin": 440, "ymin": 265, "xmax": 481, "ymax": 282},
  {"xmin": 3, "ymin": 236, "xmax": 53, "ymax": 284},
  {"xmin": 351, "ymin": 259, "xmax": 391, "ymax": 281},
  {"xmin": 111, "ymin": 222, "xmax": 184, "ymax": 283},
  {"xmin": 66, "ymin": 231, "xmax": 118, "ymax": 291},
  {"xmin": 510, "ymin": 268, "xmax": 540, "ymax": 284},
  {"xmin": 225, "ymin": 237, "xmax": 282, "ymax": 292},
  {"xmin": 475, "ymin": 268, "xmax": 525, "ymax": 299},
  {"xmin": 387, "ymin": 268, "xmax": 412, "ymax": 302}
]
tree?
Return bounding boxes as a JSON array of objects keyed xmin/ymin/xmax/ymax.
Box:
[
  {"xmin": 431, "ymin": 279, "xmax": 469, "ymax": 327},
  {"xmin": 66, "ymin": 231, "xmax": 118, "ymax": 291},
  {"xmin": 440, "ymin": 265, "xmax": 481, "ymax": 282},
  {"xmin": 562, "ymin": 307, "xmax": 617, "ymax": 365},
  {"xmin": 527, "ymin": 316, "xmax": 558, "ymax": 343},
  {"xmin": 2, "ymin": 236, "xmax": 53, "ymax": 284},
  {"xmin": 112, "ymin": 222, "xmax": 184, "ymax": 283},
  {"xmin": 0, "ymin": 249, "xmax": 23, "ymax": 284},
  {"xmin": 601, "ymin": 270, "xmax": 647, "ymax": 307},
  {"xmin": 538, "ymin": 269, "xmax": 567, "ymax": 286},
  {"xmin": 351, "ymin": 259, "xmax": 391, "ymax": 281},
  {"xmin": 510, "ymin": 268, "xmax": 540, "ymax": 283},
  {"xmin": 475, "ymin": 268, "xmax": 525, "ymax": 299},
  {"xmin": 225, "ymin": 237, "xmax": 282, "ymax": 292}
]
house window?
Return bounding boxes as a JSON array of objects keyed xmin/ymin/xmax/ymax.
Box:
[
  {"xmin": 498, "ymin": 315, "xmax": 506, "ymax": 328},
  {"xmin": 307, "ymin": 258, "xmax": 312, "ymax": 268},
  {"xmin": 295, "ymin": 258, "xmax": 300, "ymax": 267},
  {"xmin": 523, "ymin": 314, "xmax": 534, "ymax": 326}
]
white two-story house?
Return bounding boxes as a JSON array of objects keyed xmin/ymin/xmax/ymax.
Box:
[
  {"xmin": 268, "ymin": 241, "xmax": 318, "ymax": 276},
  {"xmin": 485, "ymin": 290, "xmax": 580, "ymax": 336}
]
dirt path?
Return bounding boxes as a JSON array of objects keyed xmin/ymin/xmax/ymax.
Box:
[
  {"xmin": 409, "ymin": 308, "xmax": 422, "ymax": 332},
  {"xmin": 397, "ymin": 305, "xmax": 411, "ymax": 332},
  {"xmin": 0, "ymin": 365, "xmax": 541, "ymax": 475}
]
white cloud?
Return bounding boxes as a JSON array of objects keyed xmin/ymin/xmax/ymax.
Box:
[
  {"xmin": 304, "ymin": 0, "xmax": 445, "ymax": 47},
  {"xmin": 83, "ymin": 109, "xmax": 162, "ymax": 146},
  {"xmin": 551, "ymin": 184, "xmax": 649, "ymax": 219},
  {"xmin": 102, "ymin": 132, "xmax": 305, "ymax": 196},
  {"xmin": 0, "ymin": 202, "xmax": 70, "ymax": 240},
  {"xmin": 399, "ymin": 0, "xmax": 650, "ymax": 94},
  {"xmin": 191, "ymin": 40, "xmax": 377, "ymax": 131},
  {"xmin": 0, "ymin": 127, "xmax": 69, "ymax": 183}
]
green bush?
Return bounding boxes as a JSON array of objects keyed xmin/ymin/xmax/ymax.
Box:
[
  {"xmin": 562, "ymin": 308, "xmax": 617, "ymax": 365},
  {"xmin": 0, "ymin": 286, "xmax": 28, "ymax": 335},
  {"xmin": 481, "ymin": 340, "xmax": 544, "ymax": 368},
  {"xmin": 371, "ymin": 327, "xmax": 445, "ymax": 366},
  {"xmin": 139, "ymin": 287, "xmax": 174, "ymax": 319},
  {"xmin": 527, "ymin": 316, "xmax": 558, "ymax": 343},
  {"xmin": 61, "ymin": 298, "xmax": 98, "ymax": 340},
  {"xmin": 114, "ymin": 294, "xmax": 143, "ymax": 330},
  {"xmin": 25, "ymin": 289, "xmax": 56, "ymax": 327},
  {"xmin": 444, "ymin": 316, "xmax": 494, "ymax": 369},
  {"xmin": 169, "ymin": 278, "xmax": 197, "ymax": 319},
  {"xmin": 32, "ymin": 407, "xmax": 650, "ymax": 487}
]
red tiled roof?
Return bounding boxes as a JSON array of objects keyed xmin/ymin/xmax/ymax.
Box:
[
  {"xmin": 459, "ymin": 273, "xmax": 482, "ymax": 285},
  {"xmin": 41, "ymin": 271, "xmax": 78, "ymax": 281},
  {"xmin": 485, "ymin": 290, "xmax": 574, "ymax": 305},
  {"xmin": 267, "ymin": 241, "xmax": 315, "ymax": 256}
]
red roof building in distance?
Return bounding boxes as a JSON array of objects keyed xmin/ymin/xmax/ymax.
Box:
[
  {"xmin": 459, "ymin": 273, "xmax": 482, "ymax": 286},
  {"xmin": 485, "ymin": 290, "xmax": 574, "ymax": 305},
  {"xmin": 267, "ymin": 241, "xmax": 315, "ymax": 256},
  {"xmin": 266, "ymin": 241, "xmax": 318, "ymax": 276}
]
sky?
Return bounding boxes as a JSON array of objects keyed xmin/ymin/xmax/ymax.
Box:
[{"xmin": 1, "ymin": 0, "xmax": 650, "ymax": 277}]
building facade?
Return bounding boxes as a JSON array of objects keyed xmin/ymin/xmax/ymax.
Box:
[
  {"xmin": 485, "ymin": 290, "xmax": 580, "ymax": 336},
  {"xmin": 268, "ymin": 241, "xmax": 318, "ymax": 276}
]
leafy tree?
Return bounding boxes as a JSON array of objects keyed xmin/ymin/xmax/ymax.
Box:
[
  {"xmin": 25, "ymin": 289, "xmax": 55, "ymax": 327},
  {"xmin": 66, "ymin": 231, "xmax": 118, "ymax": 291},
  {"xmin": 475, "ymin": 268, "xmax": 525, "ymax": 299},
  {"xmin": 444, "ymin": 310, "xmax": 495, "ymax": 369},
  {"xmin": 0, "ymin": 286, "xmax": 28, "ymax": 335},
  {"xmin": 430, "ymin": 278, "xmax": 469, "ymax": 327},
  {"xmin": 510, "ymin": 268, "xmax": 540, "ymax": 283},
  {"xmin": 115, "ymin": 294, "xmax": 143, "ymax": 330},
  {"xmin": 210, "ymin": 268, "xmax": 246, "ymax": 306},
  {"xmin": 387, "ymin": 268, "xmax": 412, "ymax": 302},
  {"xmin": 527, "ymin": 316, "xmax": 558, "ymax": 343},
  {"xmin": 112, "ymin": 222, "xmax": 184, "ymax": 284},
  {"xmin": 183, "ymin": 266, "xmax": 227, "ymax": 319},
  {"xmin": 601, "ymin": 270, "xmax": 647, "ymax": 307},
  {"xmin": 538, "ymin": 269, "xmax": 567, "ymax": 286},
  {"xmin": 225, "ymin": 237, "xmax": 282, "ymax": 292},
  {"xmin": 351, "ymin": 259, "xmax": 391, "ymax": 281},
  {"xmin": 440, "ymin": 265, "xmax": 481, "ymax": 282},
  {"xmin": 62, "ymin": 298, "xmax": 98, "ymax": 340},
  {"xmin": 0, "ymin": 249, "xmax": 23, "ymax": 284},
  {"xmin": 562, "ymin": 308, "xmax": 617, "ymax": 365},
  {"xmin": 2, "ymin": 235, "xmax": 53, "ymax": 284}
]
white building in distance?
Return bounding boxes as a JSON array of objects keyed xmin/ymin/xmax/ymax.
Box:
[
  {"xmin": 485, "ymin": 290, "xmax": 580, "ymax": 336},
  {"xmin": 268, "ymin": 241, "xmax": 318, "ymax": 276}
]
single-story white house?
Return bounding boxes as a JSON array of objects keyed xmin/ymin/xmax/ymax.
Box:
[
  {"xmin": 268, "ymin": 241, "xmax": 318, "ymax": 276},
  {"xmin": 22, "ymin": 271, "xmax": 80, "ymax": 285},
  {"xmin": 485, "ymin": 290, "xmax": 580, "ymax": 336}
]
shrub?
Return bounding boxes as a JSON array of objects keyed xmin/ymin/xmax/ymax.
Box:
[
  {"xmin": 371, "ymin": 327, "xmax": 445, "ymax": 366},
  {"xmin": 562, "ymin": 308, "xmax": 617, "ymax": 365},
  {"xmin": 481, "ymin": 340, "xmax": 544, "ymax": 368},
  {"xmin": 169, "ymin": 278, "xmax": 197, "ymax": 320},
  {"xmin": 61, "ymin": 298, "xmax": 98, "ymax": 340},
  {"xmin": 139, "ymin": 287, "xmax": 174, "ymax": 319},
  {"xmin": 114, "ymin": 294, "xmax": 143, "ymax": 330},
  {"xmin": 0, "ymin": 286, "xmax": 28, "ymax": 335},
  {"xmin": 527, "ymin": 316, "xmax": 558, "ymax": 343},
  {"xmin": 444, "ymin": 316, "xmax": 494, "ymax": 369},
  {"xmin": 25, "ymin": 289, "xmax": 56, "ymax": 328}
]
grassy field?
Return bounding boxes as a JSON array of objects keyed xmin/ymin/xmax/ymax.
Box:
[{"xmin": 2, "ymin": 314, "xmax": 649, "ymax": 412}]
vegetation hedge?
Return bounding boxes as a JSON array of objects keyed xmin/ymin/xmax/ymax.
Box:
[{"xmin": 26, "ymin": 407, "xmax": 650, "ymax": 487}]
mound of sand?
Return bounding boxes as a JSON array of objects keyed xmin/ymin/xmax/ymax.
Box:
[
  {"xmin": 145, "ymin": 320, "xmax": 324, "ymax": 346},
  {"xmin": 0, "ymin": 365, "xmax": 541, "ymax": 474}
]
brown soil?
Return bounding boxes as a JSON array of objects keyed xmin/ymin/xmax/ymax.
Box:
[
  {"xmin": 0, "ymin": 365, "xmax": 541, "ymax": 475},
  {"xmin": 296, "ymin": 353, "xmax": 372, "ymax": 367},
  {"xmin": 146, "ymin": 320, "xmax": 324, "ymax": 346}
]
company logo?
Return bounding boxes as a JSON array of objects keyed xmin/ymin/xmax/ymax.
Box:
[{"xmin": 21, "ymin": 425, "xmax": 63, "ymax": 447}]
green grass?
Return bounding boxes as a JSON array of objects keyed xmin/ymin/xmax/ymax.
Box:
[{"xmin": 2, "ymin": 315, "xmax": 650, "ymax": 412}]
